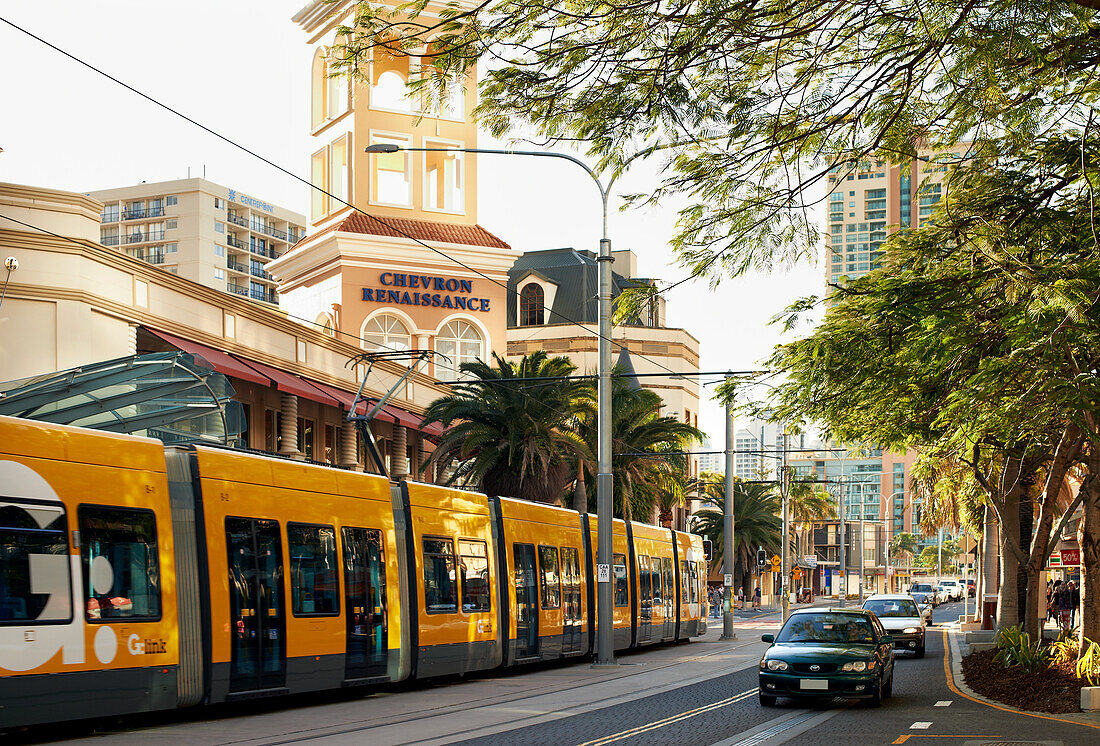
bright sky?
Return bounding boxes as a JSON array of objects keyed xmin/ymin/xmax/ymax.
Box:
[{"xmin": 0, "ymin": 1, "xmax": 826, "ymax": 444}]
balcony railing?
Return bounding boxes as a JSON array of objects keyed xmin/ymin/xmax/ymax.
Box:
[
  {"xmin": 250, "ymin": 266, "xmax": 272, "ymax": 280},
  {"xmin": 100, "ymin": 235, "xmax": 120, "ymax": 246},
  {"xmin": 122, "ymin": 206, "xmax": 165, "ymax": 221},
  {"xmin": 227, "ymin": 260, "xmax": 248, "ymax": 274},
  {"xmin": 227, "ymin": 212, "xmax": 248, "ymax": 228},
  {"xmin": 227, "ymin": 235, "xmax": 247, "ymax": 250},
  {"xmin": 123, "ymin": 231, "xmax": 166, "ymax": 244},
  {"xmin": 227, "ymin": 283, "xmax": 249, "ymax": 297},
  {"xmin": 251, "ymin": 245, "xmax": 280, "ymax": 260},
  {"xmin": 268, "ymin": 226, "xmax": 288, "ymax": 241},
  {"xmin": 250, "ymin": 287, "xmax": 278, "ymax": 304}
]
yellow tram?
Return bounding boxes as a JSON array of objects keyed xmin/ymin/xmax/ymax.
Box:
[{"xmin": 0, "ymin": 415, "xmax": 707, "ymax": 729}]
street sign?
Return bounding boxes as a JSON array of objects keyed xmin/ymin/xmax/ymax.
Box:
[
  {"xmin": 723, "ymin": 574, "xmax": 733, "ymax": 587},
  {"xmin": 793, "ymin": 567, "xmax": 802, "ymax": 580},
  {"xmin": 1062, "ymin": 548, "xmax": 1081, "ymax": 566},
  {"xmin": 770, "ymin": 555, "xmax": 781, "ymax": 571},
  {"xmin": 803, "ymin": 555, "xmax": 818, "ymax": 569},
  {"xmin": 597, "ymin": 564, "xmax": 610, "ymax": 582}
]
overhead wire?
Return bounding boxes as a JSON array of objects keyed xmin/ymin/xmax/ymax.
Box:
[{"xmin": 0, "ymin": 15, "xmax": 692, "ymax": 381}]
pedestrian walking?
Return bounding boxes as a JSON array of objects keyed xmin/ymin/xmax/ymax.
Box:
[
  {"xmin": 1054, "ymin": 580, "xmax": 1074, "ymax": 632},
  {"xmin": 753, "ymin": 585, "xmax": 761, "ymax": 610},
  {"xmin": 1068, "ymin": 580, "xmax": 1080, "ymax": 629},
  {"xmin": 737, "ymin": 586, "xmax": 745, "ymax": 610},
  {"xmin": 1045, "ymin": 581, "xmax": 1054, "ymax": 622}
]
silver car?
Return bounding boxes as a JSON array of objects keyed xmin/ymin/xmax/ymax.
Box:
[{"xmin": 863, "ymin": 594, "xmax": 926, "ymax": 657}]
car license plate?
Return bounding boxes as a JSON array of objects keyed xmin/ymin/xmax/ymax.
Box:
[{"xmin": 800, "ymin": 679, "xmax": 829, "ymax": 690}]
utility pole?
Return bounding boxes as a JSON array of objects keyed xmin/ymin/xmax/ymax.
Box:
[
  {"xmin": 858, "ymin": 508, "xmax": 865, "ymax": 605},
  {"xmin": 780, "ymin": 430, "xmax": 791, "ymax": 622},
  {"xmin": 721, "ymin": 379, "xmax": 736, "ymax": 639},
  {"xmin": 837, "ymin": 472, "xmax": 846, "ymax": 608}
]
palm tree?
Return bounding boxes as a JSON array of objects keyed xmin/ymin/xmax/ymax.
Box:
[
  {"xmin": 690, "ymin": 476, "xmax": 781, "ymax": 595},
  {"xmin": 788, "ymin": 480, "xmax": 837, "ymax": 559},
  {"xmin": 421, "ymin": 351, "xmax": 590, "ymax": 501},
  {"xmin": 574, "ymin": 375, "xmax": 704, "ymax": 520}
]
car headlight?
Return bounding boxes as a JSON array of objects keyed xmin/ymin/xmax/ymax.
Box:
[
  {"xmin": 903, "ymin": 627, "xmax": 920, "ymax": 634},
  {"xmin": 842, "ymin": 661, "xmax": 868, "ymax": 672},
  {"xmin": 766, "ymin": 659, "xmax": 790, "ymax": 671}
]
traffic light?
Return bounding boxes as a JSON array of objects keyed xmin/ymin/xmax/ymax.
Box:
[
  {"xmin": 757, "ymin": 546, "xmax": 767, "ymax": 568},
  {"xmin": 702, "ymin": 539, "xmax": 713, "ymax": 561}
]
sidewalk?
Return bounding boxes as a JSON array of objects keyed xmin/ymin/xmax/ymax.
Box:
[{"xmin": 943, "ymin": 618, "xmax": 1100, "ymax": 727}]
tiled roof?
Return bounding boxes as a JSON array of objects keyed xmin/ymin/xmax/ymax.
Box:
[{"xmin": 335, "ymin": 211, "xmax": 511, "ymax": 249}]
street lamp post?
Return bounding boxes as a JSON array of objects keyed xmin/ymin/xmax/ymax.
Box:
[
  {"xmin": 780, "ymin": 431, "xmax": 791, "ymax": 622},
  {"xmin": 721, "ymin": 378, "xmax": 736, "ymax": 640},
  {"xmin": 365, "ymin": 141, "xmax": 675, "ymax": 667}
]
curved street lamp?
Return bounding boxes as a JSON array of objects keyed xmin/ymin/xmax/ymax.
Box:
[{"xmin": 365, "ymin": 140, "xmax": 688, "ymax": 666}]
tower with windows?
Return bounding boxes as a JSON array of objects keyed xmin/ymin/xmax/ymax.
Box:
[{"xmin": 270, "ymin": 1, "xmax": 513, "ymax": 381}]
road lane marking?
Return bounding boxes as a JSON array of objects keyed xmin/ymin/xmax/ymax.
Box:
[
  {"xmin": 910, "ymin": 722, "xmax": 932, "ymax": 729},
  {"xmin": 574, "ymin": 688, "xmax": 758, "ymax": 746},
  {"xmin": 716, "ymin": 709, "xmax": 820, "ymax": 746},
  {"xmin": 934, "ymin": 700, "xmax": 951, "ymax": 706},
  {"xmin": 892, "ymin": 738, "xmax": 910, "ymax": 744}
]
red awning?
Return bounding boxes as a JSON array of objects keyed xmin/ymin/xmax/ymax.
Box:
[
  {"xmin": 146, "ymin": 328, "xmax": 271, "ymax": 387},
  {"xmin": 232, "ymin": 356, "xmax": 341, "ymax": 407},
  {"xmin": 305, "ymin": 379, "xmax": 369, "ymax": 416}
]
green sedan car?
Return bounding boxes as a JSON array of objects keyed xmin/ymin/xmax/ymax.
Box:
[{"xmin": 758, "ymin": 608, "xmax": 895, "ymax": 707}]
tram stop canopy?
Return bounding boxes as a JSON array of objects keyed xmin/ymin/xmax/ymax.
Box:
[{"xmin": 0, "ymin": 351, "xmax": 244, "ymax": 446}]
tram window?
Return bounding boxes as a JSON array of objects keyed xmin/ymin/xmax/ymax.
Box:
[
  {"xmin": 288, "ymin": 523, "xmax": 339, "ymax": 616},
  {"xmin": 79, "ymin": 506, "xmax": 160, "ymax": 621},
  {"xmin": 689, "ymin": 561, "xmax": 700, "ymax": 603},
  {"xmin": 613, "ymin": 552, "xmax": 628, "ymax": 607},
  {"xmin": 662, "ymin": 558, "xmax": 674, "ymax": 605},
  {"xmin": 0, "ymin": 501, "xmax": 71, "ymax": 624},
  {"xmin": 458, "ymin": 539, "xmax": 490, "ymax": 612},
  {"xmin": 538, "ymin": 545, "xmax": 560, "ymax": 609},
  {"xmin": 680, "ymin": 560, "xmax": 690, "ymax": 604},
  {"xmin": 423, "ymin": 537, "xmax": 458, "ymax": 613}
]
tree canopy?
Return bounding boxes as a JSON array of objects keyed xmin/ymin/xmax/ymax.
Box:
[{"xmin": 336, "ymin": 0, "xmax": 1100, "ymax": 285}]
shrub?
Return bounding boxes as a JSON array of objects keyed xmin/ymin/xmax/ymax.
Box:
[
  {"xmin": 1078, "ymin": 638, "xmax": 1100, "ymax": 687},
  {"xmin": 993, "ymin": 626, "xmax": 1050, "ymax": 674}
]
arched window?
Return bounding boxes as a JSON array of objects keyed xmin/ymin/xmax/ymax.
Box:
[
  {"xmin": 435, "ymin": 320, "xmax": 484, "ymax": 381},
  {"xmin": 311, "ymin": 49, "xmax": 328, "ymax": 130},
  {"xmin": 315, "ymin": 313, "xmax": 336, "ymax": 338},
  {"xmin": 519, "ymin": 283, "xmax": 544, "ymax": 326},
  {"xmin": 362, "ymin": 314, "xmax": 411, "ymax": 352}
]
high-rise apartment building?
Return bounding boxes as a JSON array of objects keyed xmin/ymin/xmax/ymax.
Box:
[
  {"xmin": 88, "ymin": 178, "xmax": 306, "ymax": 307},
  {"xmin": 732, "ymin": 421, "xmax": 805, "ymax": 479},
  {"xmin": 824, "ymin": 146, "xmax": 970, "ymax": 285}
]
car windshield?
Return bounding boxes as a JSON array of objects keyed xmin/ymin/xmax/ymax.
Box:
[
  {"xmin": 775, "ymin": 612, "xmax": 876, "ymax": 644},
  {"xmin": 911, "ymin": 584, "xmax": 934, "ymax": 593},
  {"xmin": 864, "ymin": 599, "xmax": 919, "ymax": 618}
]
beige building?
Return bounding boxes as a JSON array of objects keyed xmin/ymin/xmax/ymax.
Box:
[
  {"xmin": 87, "ymin": 178, "xmax": 306, "ymax": 307},
  {"xmin": 825, "ymin": 145, "xmax": 971, "ymax": 285},
  {"xmin": 272, "ymin": 0, "xmax": 513, "ymax": 382},
  {"xmin": 0, "ymin": 180, "xmax": 445, "ymax": 478}
]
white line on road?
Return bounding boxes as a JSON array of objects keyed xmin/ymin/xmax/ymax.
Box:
[
  {"xmin": 934, "ymin": 700, "xmax": 952, "ymax": 707},
  {"xmin": 708, "ymin": 704, "xmax": 852, "ymax": 746},
  {"xmin": 574, "ymin": 688, "xmax": 759, "ymax": 746},
  {"xmin": 911, "ymin": 721, "xmax": 933, "ymax": 729}
]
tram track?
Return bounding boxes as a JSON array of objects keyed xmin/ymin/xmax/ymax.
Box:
[{"xmin": 247, "ymin": 638, "xmax": 765, "ymax": 746}]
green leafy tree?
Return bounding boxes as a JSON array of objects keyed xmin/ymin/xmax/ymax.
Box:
[
  {"xmin": 335, "ymin": 0, "xmax": 1100, "ymax": 288},
  {"xmin": 422, "ymin": 351, "xmax": 590, "ymax": 501},
  {"xmin": 889, "ymin": 532, "xmax": 919, "ymax": 564},
  {"xmin": 763, "ymin": 138, "xmax": 1099, "ymax": 638},
  {"xmin": 690, "ymin": 476, "xmax": 781, "ymax": 595},
  {"xmin": 574, "ymin": 375, "xmax": 703, "ymax": 520}
]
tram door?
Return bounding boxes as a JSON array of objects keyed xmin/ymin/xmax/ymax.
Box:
[
  {"xmin": 342, "ymin": 527, "xmax": 388, "ymax": 680},
  {"xmin": 637, "ymin": 555, "xmax": 652, "ymax": 643},
  {"xmin": 513, "ymin": 543, "xmax": 539, "ymax": 658},
  {"xmin": 226, "ymin": 518, "xmax": 286, "ymax": 692},
  {"xmin": 561, "ymin": 547, "xmax": 582, "ymax": 654},
  {"xmin": 661, "ymin": 557, "xmax": 675, "ymax": 639}
]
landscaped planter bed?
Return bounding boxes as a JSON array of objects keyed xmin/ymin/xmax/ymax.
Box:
[{"xmin": 962, "ymin": 647, "xmax": 1082, "ymax": 713}]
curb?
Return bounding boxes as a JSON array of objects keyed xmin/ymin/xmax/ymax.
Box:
[{"xmin": 943, "ymin": 626, "xmax": 1100, "ymax": 730}]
